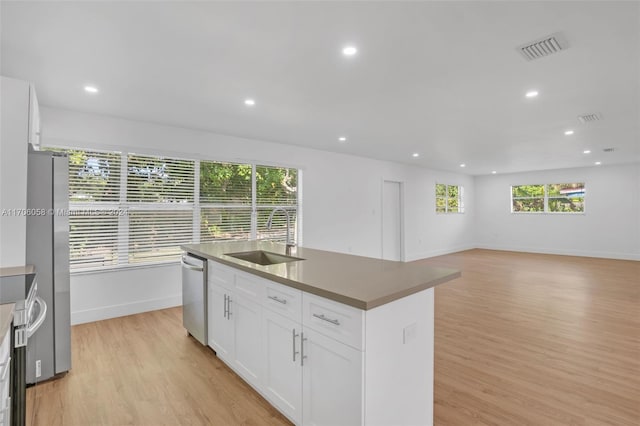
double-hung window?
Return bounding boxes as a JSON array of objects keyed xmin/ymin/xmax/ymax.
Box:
[{"xmin": 436, "ymin": 184, "xmax": 464, "ymax": 213}]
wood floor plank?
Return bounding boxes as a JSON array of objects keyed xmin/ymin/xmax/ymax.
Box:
[{"xmin": 26, "ymin": 249, "xmax": 639, "ymax": 425}]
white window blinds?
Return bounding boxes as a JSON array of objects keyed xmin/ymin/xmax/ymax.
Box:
[
  {"xmin": 45, "ymin": 146, "xmax": 300, "ymax": 271},
  {"xmin": 65, "ymin": 149, "xmax": 122, "ymax": 269},
  {"xmin": 256, "ymin": 165, "xmax": 298, "ymax": 243}
]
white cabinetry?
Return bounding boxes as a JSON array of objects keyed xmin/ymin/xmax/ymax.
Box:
[
  {"xmin": 28, "ymin": 85, "xmax": 41, "ymax": 149},
  {"xmin": 207, "ymin": 262, "xmax": 263, "ymax": 389},
  {"xmin": 208, "ymin": 280, "xmax": 233, "ymax": 362},
  {"xmin": 205, "ymin": 258, "xmax": 435, "ymax": 426},
  {"xmin": 301, "ymin": 326, "xmax": 362, "ymax": 426},
  {"xmin": 262, "ymin": 308, "xmax": 302, "ymax": 423},
  {"xmin": 0, "ymin": 77, "xmax": 38, "ymax": 268},
  {"xmin": 0, "ymin": 327, "xmax": 11, "ymax": 426}
]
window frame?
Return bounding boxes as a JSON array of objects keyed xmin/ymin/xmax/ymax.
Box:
[
  {"xmin": 45, "ymin": 145, "xmax": 302, "ymax": 273},
  {"xmin": 510, "ymin": 183, "xmax": 586, "ymax": 214},
  {"xmin": 435, "ymin": 183, "xmax": 465, "ymax": 214}
]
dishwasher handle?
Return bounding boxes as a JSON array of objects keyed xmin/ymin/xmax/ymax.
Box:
[{"xmin": 181, "ymin": 255, "xmax": 204, "ymax": 272}]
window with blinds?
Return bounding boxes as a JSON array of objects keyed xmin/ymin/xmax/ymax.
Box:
[
  {"xmin": 200, "ymin": 161, "xmax": 252, "ymax": 242},
  {"xmin": 64, "ymin": 149, "xmax": 123, "ymax": 269},
  {"xmin": 45, "ymin": 146, "xmax": 300, "ymax": 271},
  {"xmin": 126, "ymin": 154, "xmax": 194, "ymax": 262},
  {"xmin": 256, "ymin": 165, "xmax": 298, "ymax": 242}
]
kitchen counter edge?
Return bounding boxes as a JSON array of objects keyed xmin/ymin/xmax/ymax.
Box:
[{"xmin": 182, "ymin": 243, "xmax": 461, "ymax": 310}]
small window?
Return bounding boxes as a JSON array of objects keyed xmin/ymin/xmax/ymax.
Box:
[
  {"xmin": 511, "ymin": 183, "xmax": 585, "ymax": 213},
  {"xmin": 548, "ymin": 183, "xmax": 585, "ymax": 213},
  {"xmin": 436, "ymin": 184, "xmax": 464, "ymax": 213},
  {"xmin": 511, "ymin": 185, "xmax": 545, "ymax": 213}
]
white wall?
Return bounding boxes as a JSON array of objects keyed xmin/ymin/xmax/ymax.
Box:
[
  {"xmin": 0, "ymin": 77, "xmax": 30, "ymax": 268},
  {"xmin": 474, "ymin": 164, "xmax": 640, "ymax": 260},
  {"xmin": 40, "ymin": 106, "xmax": 475, "ymax": 324}
]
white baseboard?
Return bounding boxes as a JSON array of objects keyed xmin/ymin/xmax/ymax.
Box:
[
  {"xmin": 71, "ymin": 294, "xmax": 182, "ymax": 325},
  {"xmin": 474, "ymin": 244, "xmax": 640, "ymax": 261},
  {"xmin": 405, "ymin": 244, "xmax": 476, "ymax": 262}
]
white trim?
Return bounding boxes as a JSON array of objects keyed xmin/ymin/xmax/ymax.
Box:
[
  {"xmin": 71, "ymin": 293, "xmax": 182, "ymax": 325},
  {"xmin": 473, "ymin": 244, "xmax": 640, "ymax": 261},
  {"xmin": 405, "ymin": 244, "xmax": 476, "ymax": 262}
]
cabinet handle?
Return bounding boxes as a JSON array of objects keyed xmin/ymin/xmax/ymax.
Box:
[
  {"xmin": 223, "ymin": 294, "xmax": 228, "ymax": 319},
  {"xmin": 312, "ymin": 313, "xmax": 340, "ymax": 326},
  {"xmin": 227, "ymin": 296, "xmax": 232, "ymax": 319},
  {"xmin": 292, "ymin": 329, "xmax": 299, "ymax": 362},
  {"xmin": 268, "ymin": 295, "xmax": 287, "ymax": 305},
  {"xmin": 301, "ymin": 332, "xmax": 307, "ymax": 367}
]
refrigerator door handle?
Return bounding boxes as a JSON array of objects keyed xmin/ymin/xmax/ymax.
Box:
[{"xmin": 26, "ymin": 297, "xmax": 47, "ymax": 339}]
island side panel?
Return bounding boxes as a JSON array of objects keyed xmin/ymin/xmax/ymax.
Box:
[{"xmin": 364, "ymin": 287, "xmax": 434, "ymax": 426}]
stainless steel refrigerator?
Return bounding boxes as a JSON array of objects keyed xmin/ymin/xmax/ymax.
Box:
[{"xmin": 25, "ymin": 146, "xmax": 71, "ymax": 383}]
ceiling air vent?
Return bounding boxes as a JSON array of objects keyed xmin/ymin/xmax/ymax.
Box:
[
  {"xmin": 517, "ymin": 32, "xmax": 568, "ymax": 61},
  {"xmin": 603, "ymin": 147, "xmax": 615, "ymax": 153},
  {"xmin": 578, "ymin": 113, "xmax": 603, "ymax": 124}
]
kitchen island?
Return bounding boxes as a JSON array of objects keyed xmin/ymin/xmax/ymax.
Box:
[{"xmin": 181, "ymin": 241, "xmax": 460, "ymax": 426}]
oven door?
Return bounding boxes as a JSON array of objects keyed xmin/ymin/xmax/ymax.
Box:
[{"xmin": 12, "ymin": 294, "xmax": 47, "ymax": 426}]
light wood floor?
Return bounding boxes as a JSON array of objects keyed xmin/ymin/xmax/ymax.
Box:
[{"xmin": 27, "ymin": 249, "xmax": 639, "ymax": 425}]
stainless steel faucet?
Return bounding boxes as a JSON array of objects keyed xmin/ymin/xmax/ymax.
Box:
[{"xmin": 266, "ymin": 207, "xmax": 295, "ymax": 255}]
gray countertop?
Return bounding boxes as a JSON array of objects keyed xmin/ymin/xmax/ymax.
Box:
[
  {"xmin": 0, "ymin": 266, "xmax": 34, "ymax": 339},
  {"xmin": 182, "ymin": 241, "xmax": 461, "ymax": 310}
]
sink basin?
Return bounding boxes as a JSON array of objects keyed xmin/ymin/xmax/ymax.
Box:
[{"xmin": 224, "ymin": 250, "xmax": 304, "ymax": 266}]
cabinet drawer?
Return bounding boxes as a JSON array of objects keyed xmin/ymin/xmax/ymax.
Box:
[
  {"xmin": 303, "ymin": 293, "xmax": 364, "ymax": 350},
  {"xmin": 208, "ymin": 260, "xmax": 234, "ymax": 289},
  {"xmin": 234, "ymin": 270, "xmax": 266, "ymax": 304},
  {"xmin": 263, "ymin": 280, "xmax": 302, "ymax": 322}
]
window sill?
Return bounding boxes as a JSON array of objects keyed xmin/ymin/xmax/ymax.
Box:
[{"xmin": 70, "ymin": 260, "xmax": 180, "ymax": 276}]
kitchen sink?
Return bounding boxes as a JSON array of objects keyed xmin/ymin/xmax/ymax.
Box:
[{"xmin": 224, "ymin": 250, "xmax": 304, "ymax": 266}]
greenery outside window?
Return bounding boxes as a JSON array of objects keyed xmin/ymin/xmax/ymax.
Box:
[
  {"xmin": 46, "ymin": 146, "xmax": 299, "ymax": 271},
  {"xmin": 511, "ymin": 183, "xmax": 585, "ymax": 213},
  {"xmin": 436, "ymin": 184, "xmax": 464, "ymax": 213}
]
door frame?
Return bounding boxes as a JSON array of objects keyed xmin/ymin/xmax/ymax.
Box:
[{"xmin": 380, "ymin": 179, "xmax": 405, "ymax": 261}]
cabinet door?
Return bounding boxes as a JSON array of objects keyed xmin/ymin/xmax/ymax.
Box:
[
  {"xmin": 302, "ymin": 327, "xmax": 363, "ymax": 426},
  {"xmin": 208, "ymin": 282, "xmax": 233, "ymax": 362},
  {"xmin": 230, "ymin": 294, "xmax": 263, "ymax": 388},
  {"xmin": 263, "ymin": 309, "xmax": 302, "ymax": 425}
]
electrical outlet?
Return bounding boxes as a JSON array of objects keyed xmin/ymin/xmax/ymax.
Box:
[
  {"xmin": 35, "ymin": 360, "xmax": 41, "ymax": 378},
  {"xmin": 403, "ymin": 323, "xmax": 417, "ymax": 345}
]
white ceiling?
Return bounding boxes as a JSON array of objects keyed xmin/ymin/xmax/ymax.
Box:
[{"xmin": 2, "ymin": 1, "xmax": 639, "ymax": 175}]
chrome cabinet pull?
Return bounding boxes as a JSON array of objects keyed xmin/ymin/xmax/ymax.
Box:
[
  {"xmin": 227, "ymin": 296, "xmax": 232, "ymax": 319},
  {"xmin": 301, "ymin": 332, "xmax": 307, "ymax": 366},
  {"xmin": 292, "ymin": 329, "xmax": 299, "ymax": 362},
  {"xmin": 268, "ymin": 295, "xmax": 287, "ymax": 305},
  {"xmin": 313, "ymin": 313, "xmax": 340, "ymax": 326},
  {"xmin": 223, "ymin": 294, "xmax": 228, "ymax": 319}
]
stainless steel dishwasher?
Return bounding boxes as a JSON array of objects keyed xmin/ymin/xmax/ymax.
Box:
[{"xmin": 181, "ymin": 253, "xmax": 207, "ymax": 345}]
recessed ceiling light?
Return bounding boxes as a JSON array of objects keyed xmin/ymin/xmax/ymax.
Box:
[
  {"xmin": 491, "ymin": 171, "xmax": 497, "ymax": 174},
  {"xmin": 525, "ymin": 90, "xmax": 539, "ymax": 98},
  {"xmin": 459, "ymin": 163, "xmax": 466, "ymax": 168},
  {"xmin": 583, "ymin": 150, "xmax": 591, "ymax": 154},
  {"xmin": 338, "ymin": 136, "xmax": 347, "ymax": 142},
  {"xmin": 244, "ymin": 99, "xmax": 256, "ymax": 106},
  {"xmin": 595, "ymin": 161, "xmax": 602, "ymax": 165},
  {"xmin": 412, "ymin": 153, "xmax": 419, "ymax": 158},
  {"xmin": 342, "ymin": 46, "xmax": 358, "ymax": 56},
  {"xmin": 565, "ymin": 130, "xmax": 575, "ymax": 136},
  {"xmin": 84, "ymin": 85, "xmax": 99, "ymax": 94}
]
